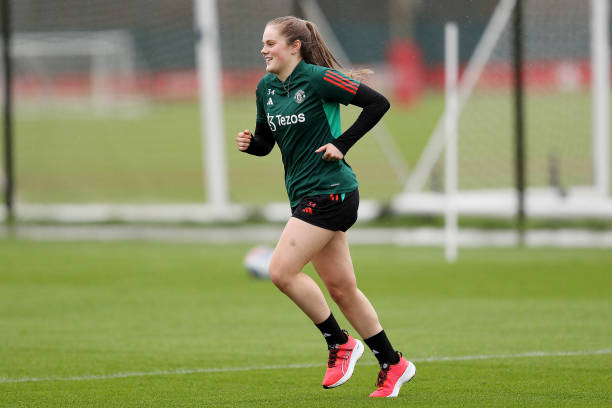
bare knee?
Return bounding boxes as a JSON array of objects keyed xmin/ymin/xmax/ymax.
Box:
[
  {"xmin": 268, "ymin": 262, "xmax": 287, "ymax": 291},
  {"xmin": 327, "ymin": 282, "xmax": 358, "ymax": 307},
  {"xmin": 269, "ymin": 256, "xmax": 297, "ymax": 293}
]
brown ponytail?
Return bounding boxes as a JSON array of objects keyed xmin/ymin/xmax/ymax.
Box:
[
  {"xmin": 267, "ymin": 16, "xmax": 372, "ymax": 80},
  {"xmin": 303, "ymin": 21, "xmax": 342, "ymax": 70}
]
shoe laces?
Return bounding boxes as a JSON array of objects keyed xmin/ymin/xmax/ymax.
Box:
[
  {"xmin": 327, "ymin": 330, "xmax": 351, "ymax": 368},
  {"xmin": 327, "ymin": 344, "xmax": 351, "ymax": 368},
  {"xmin": 375, "ymin": 364, "xmax": 390, "ymax": 387},
  {"xmin": 327, "ymin": 346, "xmax": 339, "ymax": 368},
  {"xmin": 375, "ymin": 352, "xmax": 402, "ymax": 388}
]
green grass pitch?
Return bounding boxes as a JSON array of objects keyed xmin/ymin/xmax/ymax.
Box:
[
  {"xmin": 10, "ymin": 89, "xmax": 603, "ymax": 205},
  {"xmin": 1, "ymin": 239, "xmax": 611, "ymax": 407}
]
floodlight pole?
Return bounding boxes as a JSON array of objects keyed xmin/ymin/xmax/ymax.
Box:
[
  {"xmin": 512, "ymin": 0, "xmax": 526, "ymax": 246},
  {"xmin": 1, "ymin": 0, "xmax": 14, "ymax": 224}
]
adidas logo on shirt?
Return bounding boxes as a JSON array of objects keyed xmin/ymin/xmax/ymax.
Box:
[{"xmin": 267, "ymin": 97, "xmax": 274, "ymax": 106}]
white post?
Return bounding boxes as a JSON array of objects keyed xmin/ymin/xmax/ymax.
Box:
[
  {"xmin": 91, "ymin": 40, "xmax": 112, "ymax": 114},
  {"xmin": 591, "ymin": 0, "xmax": 610, "ymax": 198},
  {"xmin": 445, "ymin": 23, "xmax": 459, "ymax": 263},
  {"xmin": 405, "ymin": 0, "xmax": 516, "ymax": 193},
  {"xmin": 195, "ymin": 0, "xmax": 229, "ymax": 209}
]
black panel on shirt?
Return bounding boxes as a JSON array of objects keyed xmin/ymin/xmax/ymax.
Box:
[{"xmin": 330, "ymin": 83, "xmax": 390, "ymax": 155}]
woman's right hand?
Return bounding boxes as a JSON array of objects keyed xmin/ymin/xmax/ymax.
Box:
[{"xmin": 236, "ymin": 129, "xmax": 252, "ymax": 151}]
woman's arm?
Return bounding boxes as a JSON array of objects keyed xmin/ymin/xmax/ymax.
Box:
[
  {"xmin": 331, "ymin": 83, "xmax": 390, "ymax": 155},
  {"xmin": 237, "ymin": 121, "xmax": 275, "ymax": 156}
]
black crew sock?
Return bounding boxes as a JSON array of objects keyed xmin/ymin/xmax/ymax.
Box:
[
  {"xmin": 364, "ymin": 330, "xmax": 400, "ymax": 366},
  {"xmin": 315, "ymin": 313, "xmax": 348, "ymax": 347}
]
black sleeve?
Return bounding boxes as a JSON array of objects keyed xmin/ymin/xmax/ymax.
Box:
[
  {"xmin": 244, "ymin": 121, "xmax": 275, "ymax": 156},
  {"xmin": 330, "ymin": 83, "xmax": 390, "ymax": 155}
]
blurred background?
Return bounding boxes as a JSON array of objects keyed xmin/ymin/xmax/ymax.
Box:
[
  {"xmin": 1, "ymin": 4, "xmax": 611, "ymax": 406},
  {"xmin": 1, "ymin": 0, "xmax": 611, "ymax": 236}
]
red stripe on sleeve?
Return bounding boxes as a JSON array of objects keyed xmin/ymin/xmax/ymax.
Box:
[
  {"xmin": 323, "ymin": 76, "xmax": 357, "ymax": 94},
  {"xmin": 325, "ymin": 71, "xmax": 359, "ymax": 90}
]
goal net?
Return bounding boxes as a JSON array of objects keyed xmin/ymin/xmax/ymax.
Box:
[
  {"xmin": 10, "ymin": 30, "xmax": 143, "ymax": 115},
  {"xmin": 2, "ymin": 0, "xmax": 215, "ymax": 221},
  {"xmin": 1, "ymin": 0, "xmax": 402, "ymax": 222},
  {"xmin": 393, "ymin": 0, "xmax": 612, "ymax": 218},
  {"xmin": 3, "ymin": 0, "xmax": 608, "ymax": 224}
]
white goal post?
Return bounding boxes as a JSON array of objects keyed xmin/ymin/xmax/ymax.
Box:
[
  {"xmin": 444, "ymin": 23, "xmax": 459, "ymax": 262},
  {"xmin": 5, "ymin": 30, "xmax": 144, "ymax": 115},
  {"xmin": 392, "ymin": 0, "xmax": 612, "ymax": 220},
  {"xmin": 402, "ymin": 0, "xmax": 517, "ymax": 195},
  {"xmin": 591, "ymin": 0, "xmax": 610, "ymax": 198},
  {"xmin": 2, "ymin": 0, "xmax": 609, "ymax": 225},
  {"xmin": 0, "ymin": 0, "xmax": 243, "ymax": 223},
  {"xmin": 195, "ymin": 0, "xmax": 230, "ymax": 212}
]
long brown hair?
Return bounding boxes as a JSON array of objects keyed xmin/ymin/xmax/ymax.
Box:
[{"xmin": 267, "ymin": 16, "xmax": 371, "ymax": 79}]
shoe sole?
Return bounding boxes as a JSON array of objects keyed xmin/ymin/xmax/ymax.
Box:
[
  {"xmin": 322, "ymin": 339, "xmax": 364, "ymax": 389},
  {"xmin": 386, "ymin": 361, "xmax": 416, "ymax": 398}
]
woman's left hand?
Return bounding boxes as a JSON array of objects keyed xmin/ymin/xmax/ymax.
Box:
[{"xmin": 315, "ymin": 143, "xmax": 344, "ymax": 162}]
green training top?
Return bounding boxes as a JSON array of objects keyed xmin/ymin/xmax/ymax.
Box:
[{"xmin": 255, "ymin": 60, "xmax": 360, "ymax": 207}]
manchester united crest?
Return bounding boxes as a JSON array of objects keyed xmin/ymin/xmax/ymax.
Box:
[{"xmin": 294, "ymin": 89, "xmax": 306, "ymax": 104}]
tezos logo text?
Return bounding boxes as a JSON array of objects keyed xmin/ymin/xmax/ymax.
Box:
[{"xmin": 267, "ymin": 112, "xmax": 306, "ymax": 131}]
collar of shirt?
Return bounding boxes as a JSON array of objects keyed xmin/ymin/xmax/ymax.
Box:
[{"xmin": 271, "ymin": 59, "xmax": 307, "ymax": 88}]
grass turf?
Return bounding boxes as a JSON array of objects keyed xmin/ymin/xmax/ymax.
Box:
[
  {"xmin": 0, "ymin": 240, "xmax": 611, "ymax": 407},
  {"xmin": 12, "ymin": 89, "xmax": 604, "ymax": 205}
]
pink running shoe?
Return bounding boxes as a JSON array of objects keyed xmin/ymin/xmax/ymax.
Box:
[
  {"xmin": 322, "ymin": 333, "xmax": 364, "ymax": 389},
  {"xmin": 369, "ymin": 353, "xmax": 416, "ymax": 398}
]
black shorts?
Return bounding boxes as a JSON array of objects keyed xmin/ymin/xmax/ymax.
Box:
[{"xmin": 291, "ymin": 189, "xmax": 359, "ymax": 232}]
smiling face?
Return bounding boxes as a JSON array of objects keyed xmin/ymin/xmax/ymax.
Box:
[{"xmin": 261, "ymin": 24, "xmax": 301, "ymax": 81}]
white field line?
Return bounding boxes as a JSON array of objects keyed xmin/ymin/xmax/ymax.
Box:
[
  {"xmin": 1, "ymin": 349, "xmax": 610, "ymax": 384},
  {"xmin": 3, "ymin": 225, "xmax": 612, "ymax": 248}
]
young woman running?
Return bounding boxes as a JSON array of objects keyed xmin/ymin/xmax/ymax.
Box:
[{"xmin": 236, "ymin": 16, "xmax": 415, "ymax": 398}]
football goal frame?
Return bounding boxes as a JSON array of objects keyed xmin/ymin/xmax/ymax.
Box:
[{"xmin": 392, "ymin": 0, "xmax": 612, "ymax": 222}]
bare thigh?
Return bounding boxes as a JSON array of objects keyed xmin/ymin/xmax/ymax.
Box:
[
  {"xmin": 310, "ymin": 231, "xmax": 357, "ymax": 290},
  {"xmin": 270, "ymin": 217, "xmax": 336, "ymax": 277}
]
